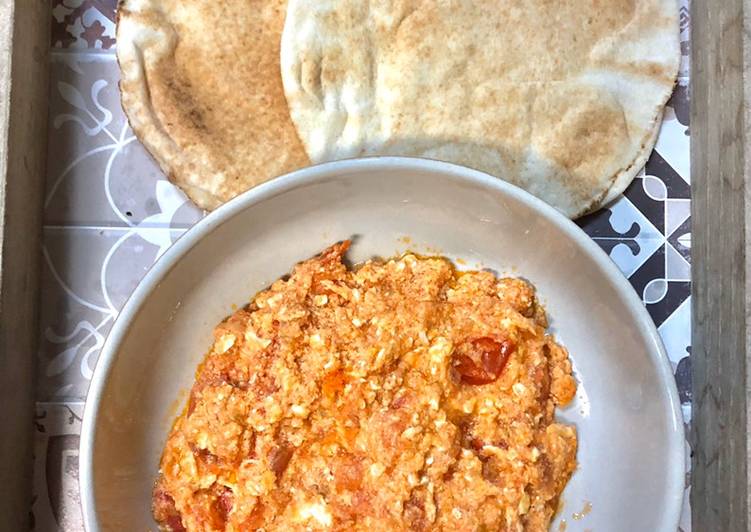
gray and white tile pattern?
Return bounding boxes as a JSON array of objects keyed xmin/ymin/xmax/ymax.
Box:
[{"xmin": 33, "ymin": 1, "xmax": 693, "ymax": 529}]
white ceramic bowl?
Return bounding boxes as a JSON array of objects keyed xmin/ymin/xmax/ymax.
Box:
[{"xmin": 80, "ymin": 157, "xmax": 684, "ymax": 531}]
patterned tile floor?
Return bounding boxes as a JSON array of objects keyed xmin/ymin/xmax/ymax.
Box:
[{"xmin": 32, "ymin": 1, "xmax": 693, "ymax": 530}]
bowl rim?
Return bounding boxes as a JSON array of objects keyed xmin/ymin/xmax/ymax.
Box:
[{"xmin": 79, "ymin": 156, "xmax": 685, "ymax": 531}]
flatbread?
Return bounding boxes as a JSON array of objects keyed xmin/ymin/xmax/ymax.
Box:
[
  {"xmin": 597, "ymin": 110, "xmax": 663, "ymax": 210},
  {"xmin": 117, "ymin": 0, "xmax": 309, "ymax": 210},
  {"xmin": 280, "ymin": 0, "xmax": 680, "ymax": 218}
]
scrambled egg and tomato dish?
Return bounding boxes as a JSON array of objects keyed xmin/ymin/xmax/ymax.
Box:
[{"xmin": 153, "ymin": 242, "xmax": 577, "ymax": 531}]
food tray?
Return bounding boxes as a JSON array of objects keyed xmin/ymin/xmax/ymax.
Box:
[{"xmin": 2, "ymin": 0, "xmax": 698, "ymax": 529}]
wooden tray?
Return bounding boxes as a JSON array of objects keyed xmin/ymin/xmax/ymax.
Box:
[
  {"xmin": 0, "ymin": 1, "xmax": 48, "ymax": 530},
  {"xmin": 690, "ymin": 1, "xmax": 749, "ymax": 530},
  {"xmin": 0, "ymin": 0, "xmax": 743, "ymax": 530}
]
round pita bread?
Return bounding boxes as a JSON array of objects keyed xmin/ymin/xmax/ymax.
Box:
[
  {"xmin": 117, "ymin": 0, "xmax": 309, "ymax": 210},
  {"xmin": 280, "ymin": 0, "xmax": 679, "ymax": 218}
]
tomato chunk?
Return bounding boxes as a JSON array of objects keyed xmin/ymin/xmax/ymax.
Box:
[
  {"xmin": 452, "ymin": 337, "xmax": 516, "ymax": 385},
  {"xmin": 269, "ymin": 445, "xmax": 294, "ymax": 476}
]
